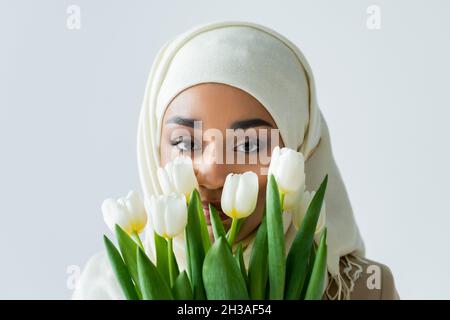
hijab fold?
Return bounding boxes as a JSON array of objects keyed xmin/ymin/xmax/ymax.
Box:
[{"xmin": 137, "ymin": 21, "xmax": 365, "ymax": 298}]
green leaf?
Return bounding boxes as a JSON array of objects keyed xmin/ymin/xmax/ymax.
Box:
[
  {"xmin": 173, "ymin": 271, "xmax": 193, "ymax": 300},
  {"xmin": 248, "ymin": 214, "xmax": 269, "ymax": 300},
  {"xmin": 192, "ymin": 190, "xmax": 212, "ymax": 254},
  {"xmin": 137, "ymin": 247, "xmax": 173, "ymax": 300},
  {"xmin": 185, "ymin": 190, "xmax": 206, "ymax": 299},
  {"xmin": 209, "ymin": 203, "xmax": 226, "ymax": 241},
  {"xmin": 103, "ymin": 235, "xmax": 139, "ymax": 300},
  {"xmin": 265, "ymin": 280, "xmax": 271, "ymax": 300},
  {"xmin": 285, "ymin": 174, "xmax": 328, "ymax": 300},
  {"xmin": 202, "ymin": 236, "xmax": 249, "ymax": 300},
  {"xmin": 154, "ymin": 231, "xmax": 179, "ymax": 284},
  {"xmin": 114, "ymin": 225, "xmax": 142, "ymax": 298},
  {"xmin": 300, "ymin": 241, "xmax": 317, "ymax": 299},
  {"xmin": 266, "ymin": 175, "xmax": 285, "ymax": 299},
  {"xmin": 235, "ymin": 242, "xmax": 249, "ymax": 287},
  {"xmin": 305, "ymin": 228, "xmax": 328, "ymax": 300}
]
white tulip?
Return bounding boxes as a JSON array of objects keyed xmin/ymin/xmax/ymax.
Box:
[
  {"xmin": 102, "ymin": 190, "xmax": 147, "ymax": 235},
  {"xmin": 292, "ymin": 190, "xmax": 326, "ymax": 237},
  {"xmin": 221, "ymin": 171, "xmax": 259, "ymax": 219},
  {"xmin": 268, "ymin": 146, "xmax": 305, "ymax": 195},
  {"xmin": 146, "ymin": 193, "xmax": 187, "ymax": 239},
  {"xmin": 283, "ymin": 184, "xmax": 306, "ymax": 211},
  {"xmin": 157, "ymin": 156, "xmax": 199, "ymax": 202}
]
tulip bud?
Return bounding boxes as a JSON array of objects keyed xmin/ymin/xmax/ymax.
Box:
[
  {"xmin": 157, "ymin": 156, "xmax": 199, "ymax": 202},
  {"xmin": 221, "ymin": 171, "xmax": 259, "ymax": 219},
  {"xmin": 102, "ymin": 190, "xmax": 147, "ymax": 235},
  {"xmin": 268, "ymin": 146, "xmax": 305, "ymax": 195},
  {"xmin": 146, "ymin": 193, "xmax": 187, "ymax": 239},
  {"xmin": 292, "ymin": 190, "xmax": 326, "ymax": 237}
]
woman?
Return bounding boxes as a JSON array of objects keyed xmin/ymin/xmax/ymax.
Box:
[{"xmin": 73, "ymin": 21, "xmax": 399, "ymax": 300}]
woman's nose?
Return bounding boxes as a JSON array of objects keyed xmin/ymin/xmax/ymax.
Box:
[{"xmin": 193, "ymin": 143, "xmax": 228, "ymax": 190}]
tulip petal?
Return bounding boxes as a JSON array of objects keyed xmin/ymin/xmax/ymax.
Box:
[
  {"xmin": 101, "ymin": 199, "xmax": 117, "ymax": 232},
  {"xmin": 283, "ymin": 182, "xmax": 306, "ymax": 211},
  {"xmin": 268, "ymin": 147, "xmax": 306, "ymax": 194},
  {"xmin": 158, "ymin": 167, "xmax": 174, "ymax": 195},
  {"xmin": 292, "ymin": 190, "xmax": 311, "ymax": 230},
  {"xmin": 124, "ymin": 191, "xmax": 147, "ymax": 233},
  {"xmin": 147, "ymin": 196, "xmax": 166, "ymax": 238},
  {"xmin": 165, "ymin": 194, "xmax": 188, "ymax": 238},
  {"xmin": 268, "ymin": 146, "xmax": 281, "ymax": 177},
  {"xmin": 172, "ymin": 157, "xmax": 198, "ymax": 198},
  {"xmin": 221, "ymin": 174, "xmax": 238, "ymax": 218},
  {"xmin": 102, "ymin": 191, "xmax": 148, "ymax": 235},
  {"xmin": 277, "ymin": 149, "xmax": 305, "ymax": 193},
  {"xmin": 102, "ymin": 198, "xmax": 131, "ymax": 234},
  {"xmin": 235, "ymin": 171, "xmax": 259, "ymax": 218}
]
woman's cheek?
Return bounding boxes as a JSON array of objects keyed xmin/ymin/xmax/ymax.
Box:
[{"xmin": 258, "ymin": 173, "xmax": 267, "ymax": 193}]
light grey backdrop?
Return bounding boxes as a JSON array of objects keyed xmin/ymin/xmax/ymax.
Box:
[{"xmin": 1, "ymin": 0, "xmax": 449, "ymax": 299}]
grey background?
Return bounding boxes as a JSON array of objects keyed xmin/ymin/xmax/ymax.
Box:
[{"xmin": 1, "ymin": 0, "xmax": 449, "ymax": 299}]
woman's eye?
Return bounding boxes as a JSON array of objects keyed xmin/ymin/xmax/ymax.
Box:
[
  {"xmin": 170, "ymin": 136, "xmax": 200, "ymax": 152},
  {"xmin": 235, "ymin": 139, "xmax": 260, "ymax": 153}
]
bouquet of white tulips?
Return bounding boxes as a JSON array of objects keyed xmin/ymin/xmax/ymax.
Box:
[{"xmin": 102, "ymin": 147, "xmax": 328, "ymax": 300}]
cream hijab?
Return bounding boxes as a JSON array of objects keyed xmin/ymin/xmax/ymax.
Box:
[{"xmin": 137, "ymin": 21, "xmax": 365, "ymax": 298}]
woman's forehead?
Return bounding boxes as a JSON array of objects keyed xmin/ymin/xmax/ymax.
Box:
[{"xmin": 162, "ymin": 83, "xmax": 278, "ymax": 130}]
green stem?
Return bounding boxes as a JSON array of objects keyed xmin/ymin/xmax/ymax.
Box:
[
  {"xmin": 168, "ymin": 237, "xmax": 175, "ymax": 288},
  {"xmin": 280, "ymin": 192, "xmax": 285, "ymax": 211},
  {"xmin": 131, "ymin": 230, "xmax": 144, "ymax": 250},
  {"xmin": 227, "ymin": 218, "xmax": 240, "ymax": 247}
]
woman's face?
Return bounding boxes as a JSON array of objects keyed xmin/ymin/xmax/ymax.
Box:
[{"xmin": 160, "ymin": 83, "xmax": 283, "ymax": 242}]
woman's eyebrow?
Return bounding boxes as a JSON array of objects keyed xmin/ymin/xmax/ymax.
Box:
[
  {"xmin": 230, "ymin": 118, "xmax": 274, "ymax": 130},
  {"xmin": 166, "ymin": 117, "xmax": 273, "ymax": 129},
  {"xmin": 166, "ymin": 116, "xmax": 197, "ymax": 128}
]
